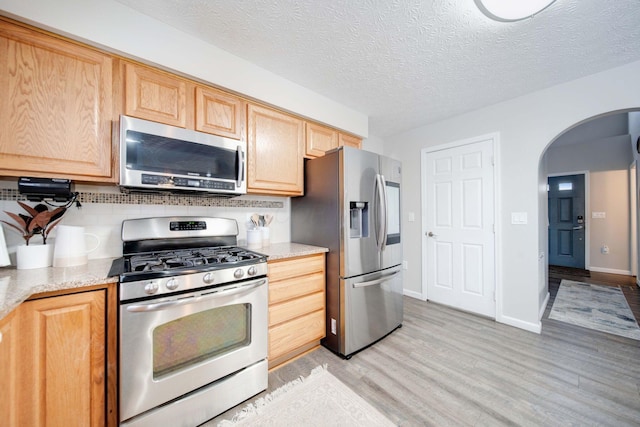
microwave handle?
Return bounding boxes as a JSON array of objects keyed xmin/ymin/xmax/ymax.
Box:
[{"xmin": 237, "ymin": 145, "xmax": 245, "ymax": 187}]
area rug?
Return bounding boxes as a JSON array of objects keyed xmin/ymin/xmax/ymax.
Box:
[
  {"xmin": 549, "ymin": 279, "xmax": 640, "ymax": 340},
  {"xmin": 217, "ymin": 365, "xmax": 395, "ymax": 426}
]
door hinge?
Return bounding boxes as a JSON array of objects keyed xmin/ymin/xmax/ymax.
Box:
[
  {"xmin": 493, "ymin": 291, "xmax": 496, "ymax": 302},
  {"xmin": 491, "ymin": 156, "xmax": 495, "ymax": 166}
]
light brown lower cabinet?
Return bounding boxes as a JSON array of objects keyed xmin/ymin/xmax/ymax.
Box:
[
  {"xmin": 0, "ymin": 283, "xmax": 117, "ymax": 427},
  {"xmin": 268, "ymin": 253, "xmax": 326, "ymax": 369}
]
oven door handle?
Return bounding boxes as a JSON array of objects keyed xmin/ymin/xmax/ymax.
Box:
[{"xmin": 125, "ymin": 279, "xmax": 266, "ymax": 313}]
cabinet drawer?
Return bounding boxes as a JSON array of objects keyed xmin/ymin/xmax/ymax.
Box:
[
  {"xmin": 269, "ymin": 271, "xmax": 325, "ymax": 304},
  {"xmin": 268, "ymin": 254, "xmax": 325, "ymax": 282},
  {"xmin": 269, "ymin": 310, "xmax": 324, "ymax": 361},
  {"xmin": 269, "ymin": 291, "xmax": 324, "ymax": 327}
]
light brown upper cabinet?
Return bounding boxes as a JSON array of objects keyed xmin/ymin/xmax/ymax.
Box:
[
  {"xmin": 0, "ymin": 18, "xmax": 116, "ymax": 182},
  {"xmin": 305, "ymin": 122, "xmax": 338, "ymax": 158},
  {"xmin": 195, "ymin": 86, "xmax": 244, "ymax": 140},
  {"xmin": 124, "ymin": 62, "xmax": 191, "ymax": 128},
  {"xmin": 123, "ymin": 62, "xmax": 245, "ymax": 140},
  {"xmin": 247, "ymin": 103, "xmax": 305, "ymax": 196},
  {"xmin": 339, "ymin": 132, "xmax": 362, "ymax": 149}
]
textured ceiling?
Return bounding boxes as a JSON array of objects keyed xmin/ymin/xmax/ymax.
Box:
[{"xmin": 114, "ymin": 0, "xmax": 640, "ymax": 138}]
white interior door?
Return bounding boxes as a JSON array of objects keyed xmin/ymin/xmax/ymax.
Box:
[{"xmin": 424, "ymin": 138, "xmax": 496, "ymax": 318}]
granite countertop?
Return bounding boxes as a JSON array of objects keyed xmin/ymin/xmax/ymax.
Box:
[
  {"xmin": 252, "ymin": 242, "xmax": 328, "ymax": 260},
  {"xmin": 0, "ymin": 243, "xmax": 327, "ymax": 321},
  {"xmin": 0, "ymin": 257, "xmax": 118, "ymax": 320}
]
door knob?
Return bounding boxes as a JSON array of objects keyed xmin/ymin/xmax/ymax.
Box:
[{"xmin": 427, "ymin": 231, "xmax": 437, "ymax": 237}]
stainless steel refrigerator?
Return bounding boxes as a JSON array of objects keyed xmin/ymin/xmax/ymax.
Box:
[{"xmin": 291, "ymin": 146, "xmax": 403, "ymax": 358}]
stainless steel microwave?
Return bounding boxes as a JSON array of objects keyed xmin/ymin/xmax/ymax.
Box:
[{"xmin": 119, "ymin": 115, "xmax": 246, "ymax": 197}]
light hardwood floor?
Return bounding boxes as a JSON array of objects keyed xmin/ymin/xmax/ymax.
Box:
[{"xmin": 207, "ymin": 284, "xmax": 640, "ymax": 426}]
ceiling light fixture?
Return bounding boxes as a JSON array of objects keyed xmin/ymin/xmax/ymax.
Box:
[{"xmin": 475, "ymin": 0, "xmax": 557, "ymax": 22}]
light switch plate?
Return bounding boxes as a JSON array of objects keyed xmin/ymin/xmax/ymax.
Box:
[
  {"xmin": 592, "ymin": 212, "xmax": 606, "ymax": 219},
  {"xmin": 408, "ymin": 212, "xmax": 415, "ymax": 222},
  {"xmin": 511, "ymin": 212, "xmax": 528, "ymax": 225}
]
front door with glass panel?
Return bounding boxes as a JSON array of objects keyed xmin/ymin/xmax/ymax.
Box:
[{"xmin": 548, "ymin": 174, "xmax": 586, "ymax": 269}]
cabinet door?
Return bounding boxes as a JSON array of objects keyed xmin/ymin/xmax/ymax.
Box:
[
  {"xmin": 18, "ymin": 291, "xmax": 106, "ymax": 427},
  {"xmin": 0, "ymin": 310, "xmax": 19, "ymax": 425},
  {"xmin": 339, "ymin": 132, "xmax": 362, "ymax": 149},
  {"xmin": 0, "ymin": 19, "xmax": 114, "ymax": 181},
  {"xmin": 305, "ymin": 122, "xmax": 338, "ymax": 158},
  {"xmin": 247, "ymin": 103, "xmax": 304, "ymax": 195},
  {"xmin": 124, "ymin": 62, "xmax": 189, "ymax": 128},
  {"xmin": 195, "ymin": 86, "xmax": 244, "ymax": 139}
]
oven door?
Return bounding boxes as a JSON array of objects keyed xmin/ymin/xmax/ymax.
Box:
[{"xmin": 119, "ymin": 277, "xmax": 267, "ymax": 423}]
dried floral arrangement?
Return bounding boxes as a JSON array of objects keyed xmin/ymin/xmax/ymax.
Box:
[{"xmin": 1, "ymin": 201, "xmax": 66, "ymax": 245}]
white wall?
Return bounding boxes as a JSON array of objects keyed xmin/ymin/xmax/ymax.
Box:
[
  {"xmin": 0, "ymin": 0, "xmax": 368, "ymax": 138},
  {"xmin": 589, "ymin": 170, "xmax": 630, "ymax": 274},
  {"xmin": 386, "ymin": 59, "xmax": 640, "ymax": 333},
  {"xmin": 546, "ymin": 135, "xmax": 632, "ymax": 173}
]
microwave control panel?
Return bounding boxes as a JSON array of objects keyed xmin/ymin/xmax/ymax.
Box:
[{"xmin": 141, "ymin": 174, "xmax": 235, "ymax": 191}]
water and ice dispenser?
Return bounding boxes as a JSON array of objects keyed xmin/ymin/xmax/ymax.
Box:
[{"xmin": 349, "ymin": 201, "xmax": 369, "ymax": 238}]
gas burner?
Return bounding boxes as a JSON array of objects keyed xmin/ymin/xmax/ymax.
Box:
[{"xmin": 127, "ymin": 246, "xmax": 264, "ymax": 274}]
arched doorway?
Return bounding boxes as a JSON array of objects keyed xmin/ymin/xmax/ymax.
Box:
[{"xmin": 539, "ymin": 110, "xmax": 640, "ymax": 331}]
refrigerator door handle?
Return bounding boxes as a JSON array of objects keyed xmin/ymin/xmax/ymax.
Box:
[
  {"xmin": 375, "ymin": 173, "xmax": 388, "ymax": 252},
  {"xmin": 352, "ymin": 270, "xmax": 401, "ymax": 288}
]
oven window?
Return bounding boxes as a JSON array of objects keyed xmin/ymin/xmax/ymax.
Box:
[{"xmin": 153, "ymin": 303, "xmax": 251, "ymax": 378}]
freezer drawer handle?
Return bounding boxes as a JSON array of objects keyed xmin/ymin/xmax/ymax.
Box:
[{"xmin": 352, "ymin": 271, "xmax": 401, "ymax": 288}]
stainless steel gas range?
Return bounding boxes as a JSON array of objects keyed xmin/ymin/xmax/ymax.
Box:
[{"xmin": 115, "ymin": 217, "xmax": 268, "ymax": 427}]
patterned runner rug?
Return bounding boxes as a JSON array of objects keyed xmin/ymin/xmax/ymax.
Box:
[
  {"xmin": 549, "ymin": 279, "xmax": 640, "ymax": 340},
  {"xmin": 217, "ymin": 365, "xmax": 395, "ymax": 426}
]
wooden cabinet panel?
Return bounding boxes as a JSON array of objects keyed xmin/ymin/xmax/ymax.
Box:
[
  {"xmin": 305, "ymin": 122, "xmax": 338, "ymax": 158},
  {"xmin": 18, "ymin": 291, "xmax": 106, "ymax": 427},
  {"xmin": 269, "ymin": 272, "xmax": 325, "ymax": 305},
  {"xmin": 195, "ymin": 86, "xmax": 244, "ymax": 139},
  {"xmin": 267, "ymin": 253, "xmax": 326, "ymax": 369},
  {"xmin": 247, "ymin": 103, "xmax": 304, "ymax": 195},
  {"xmin": 269, "ymin": 310, "xmax": 325, "ymax": 362},
  {"xmin": 124, "ymin": 62, "xmax": 189, "ymax": 128},
  {"xmin": 339, "ymin": 132, "xmax": 362, "ymax": 149},
  {"xmin": 269, "ymin": 291, "xmax": 324, "ymax": 327},
  {"xmin": 268, "ymin": 253, "xmax": 325, "ymax": 282},
  {"xmin": 0, "ymin": 310, "xmax": 19, "ymax": 425},
  {"xmin": 0, "ymin": 18, "xmax": 115, "ymax": 181},
  {"xmin": 0, "ymin": 283, "xmax": 116, "ymax": 427}
]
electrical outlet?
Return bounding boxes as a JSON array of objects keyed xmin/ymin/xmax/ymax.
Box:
[
  {"xmin": 601, "ymin": 245, "xmax": 610, "ymax": 254},
  {"xmin": 402, "ymin": 260, "xmax": 408, "ymax": 270}
]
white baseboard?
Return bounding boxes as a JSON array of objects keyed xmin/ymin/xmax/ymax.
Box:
[
  {"xmin": 497, "ymin": 314, "xmax": 541, "ymax": 334},
  {"xmin": 403, "ymin": 289, "xmax": 426, "ymax": 300},
  {"xmin": 539, "ymin": 292, "xmax": 550, "ymax": 320},
  {"xmin": 588, "ymin": 266, "xmax": 632, "ymax": 276}
]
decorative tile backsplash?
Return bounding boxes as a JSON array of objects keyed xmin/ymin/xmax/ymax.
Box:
[
  {"xmin": 0, "ymin": 187, "xmax": 290, "ymax": 262},
  {"xmin": 0, "ymin": 188, "xmax": 284, "ymax": 208}
]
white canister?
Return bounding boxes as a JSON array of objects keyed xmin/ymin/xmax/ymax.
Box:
[
  {"xmin": 53, "ymin": 225, "xmax": 100, "ymax": 267},
  {"xmin": 259, "ymin": 226, "xmax": 270, "ymax": 246},
  {"xmin": 246, "ymin": 229, "xmax": 262, "ymax": 248}
]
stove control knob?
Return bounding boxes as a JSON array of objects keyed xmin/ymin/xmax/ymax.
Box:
[
  {"xmin": 166, "ymin": 278, "xmax": 179, "ymax": 291},
  {"xmin": 247, "ymin": 266, "xmax": 257, "ymax": 276},
  {"xmin": 234, "ymin": 268, "xmax": 245, "ymax": 279},
  {"xmin": 144, "ymin": 282, "xmax": 159, "ymax": 295},
  {"xmin": 203, "ymin": 273, "xmax": 214, "ymax": 284}
]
